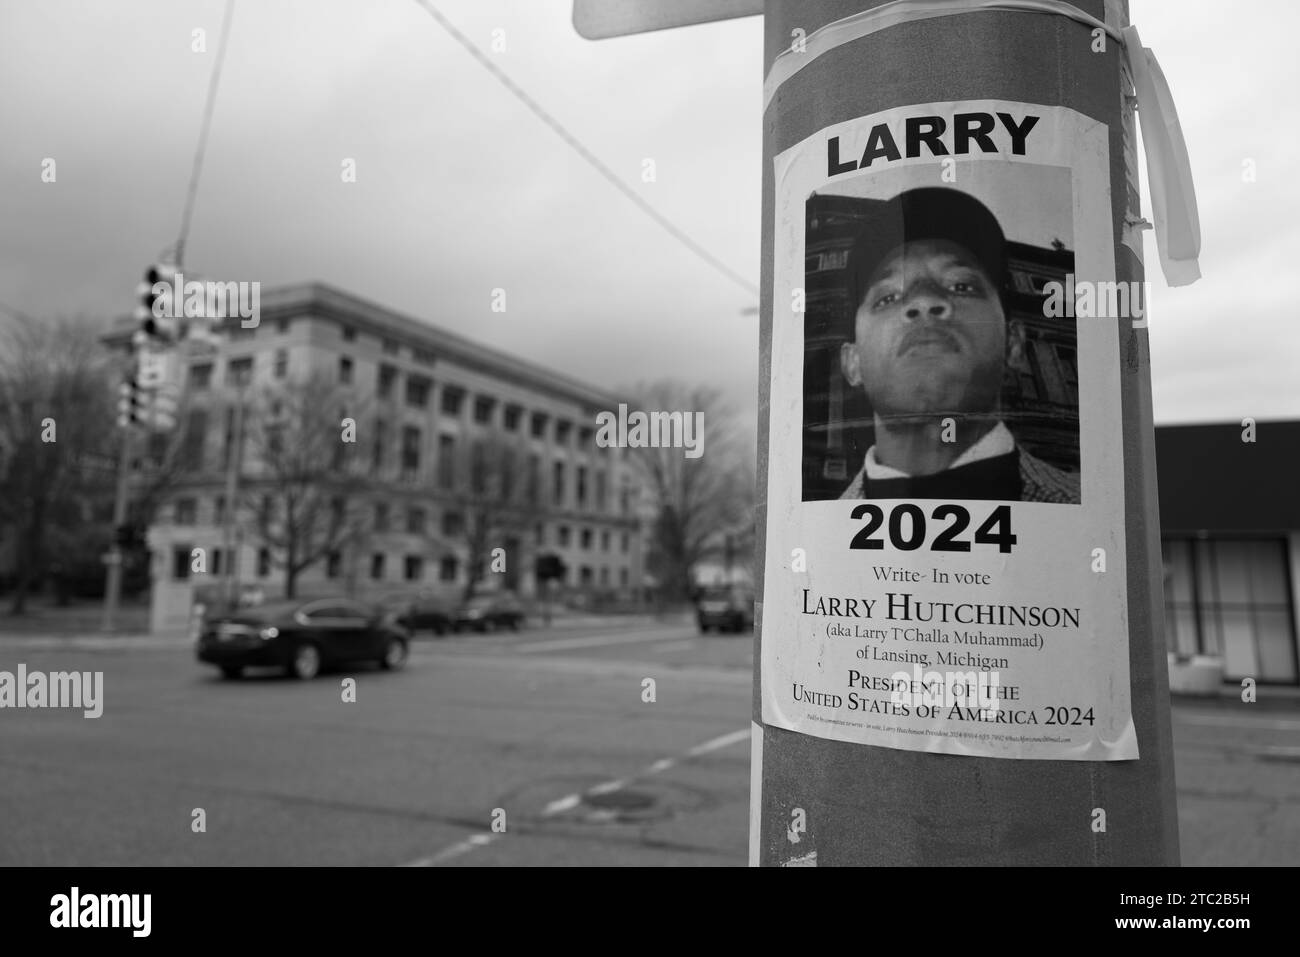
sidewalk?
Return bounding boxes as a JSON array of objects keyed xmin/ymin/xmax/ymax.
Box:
[{"xmin": 1172, "ymin": 683, "xmax": 1300, "ymax": 712}]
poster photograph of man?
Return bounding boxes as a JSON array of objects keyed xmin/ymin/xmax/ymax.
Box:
[{"xmin": 801, "ymin": 171, "xmax": 1082, "ymax": 505}]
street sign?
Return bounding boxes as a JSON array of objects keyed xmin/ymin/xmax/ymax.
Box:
[{"xmin": 573, "ymin": 0, "xmax": 761, "ymax": 39}]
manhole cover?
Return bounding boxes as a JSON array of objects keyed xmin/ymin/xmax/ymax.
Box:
[
  {"xmin": 583, "ymin": 789, "xmax": 656, "ymax": 812},
  {"xmin": 498, "ymin": 777, "xmax": 715, "ymax": 828}
]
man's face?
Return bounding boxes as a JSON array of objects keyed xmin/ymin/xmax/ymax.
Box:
[{"xmin": 841, "ymin": 238, "xmax": 1015, "ymax": 422}]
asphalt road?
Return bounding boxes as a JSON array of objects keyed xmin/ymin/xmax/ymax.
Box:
[{"xmin": 0, "ymin": 618, "xmax": 1296, "ymax": 866}]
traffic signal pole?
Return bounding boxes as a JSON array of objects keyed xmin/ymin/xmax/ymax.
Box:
[
  {"xmin": 101, "ymin": 425, "xmax": 137, "ymax": 632},
  {"xmin": 751, "ymin": 0, "xmax": 1180, "ymax": 865}
]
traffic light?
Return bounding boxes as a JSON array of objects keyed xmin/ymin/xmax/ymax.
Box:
[
  {"xmin": 116, "ymin": 377, "xmax": 142, "ymax": 428},
  {"xmin": 133, "ymin": 263, "xmax": 178, "ymax": 344}
]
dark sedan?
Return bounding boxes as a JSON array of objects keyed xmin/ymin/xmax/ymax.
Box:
[
  {"xmin": 391, "ymin": 596, "xmax": 453, "ymax": 636},
  {"xmin": 196, "ymin": 598, "xmax": 410, "ymax": 680},
  {"xmin": 452, "ymin": 594, "xmax": 524, "ymax": 633}
]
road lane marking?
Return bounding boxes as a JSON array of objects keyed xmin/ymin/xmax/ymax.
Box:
[
  {"xmin": 402, "ymin": 725, "xmax": 751, "ymax": 867},
  {"xmin": 542, "ymin": 794, "xmax": 582, "ymax": 815},
  {"xmin": 688, "ymin": 728, "xmax": 753, "ymax": 756}
]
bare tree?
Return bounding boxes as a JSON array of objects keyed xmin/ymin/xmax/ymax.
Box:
[
  {"xmin": 623, "ymin": 380, "xmax": 753, "ymax": 602},
  {"xmin": 241, "ymin": 372, "xmax": 370, "ymax": 599},
  {"xmin": 0, "ymin": 313, "xmax": 117, "ymax": 614},
  {"xmin": 421, "ymin": 428, "xmax": 542, "ymax": 601}
]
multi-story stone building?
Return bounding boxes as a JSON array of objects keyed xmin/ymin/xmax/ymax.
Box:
[{"xmin": 106, "ymin": 283, "xmax": 644, "ymax": 633}]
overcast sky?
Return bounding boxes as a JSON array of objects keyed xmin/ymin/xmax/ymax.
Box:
[{"xmin": 1, "ymin": 0, "xmax": 1296, "ymax": 431}]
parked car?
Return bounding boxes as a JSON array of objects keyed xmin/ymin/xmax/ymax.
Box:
[
  {"xmin": 196, "ymin": 597, "xmax": 410, "ymax": 680},
  {"xmin": 453, "ymin": 593, "xmax": 524, "ymax": 633},
  {"xmin": 389, "ymin": 596, "xmax": 453, "ymax": 636},
  {"xmin": 696, "ymin": 585, "xmax": 754, "ymax": 634}
]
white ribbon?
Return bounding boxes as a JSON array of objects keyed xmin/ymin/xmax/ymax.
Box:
[{"xmin": 763, "ymin": 0, "xmax": 1202, "ymax": 287}]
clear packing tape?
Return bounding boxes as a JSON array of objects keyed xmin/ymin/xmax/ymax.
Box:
[{"xmin": 763, "ymin": 0, "xmax": 1202, "ymax": 287}]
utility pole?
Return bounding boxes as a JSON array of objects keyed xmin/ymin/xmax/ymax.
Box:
[
  {"xmin": 750, "ymin": 0, "xmax": 1187, "ymax": 866},
  {"xmin": 571, "ymin": 0, "xmax": 1195, "ymax": 866}
]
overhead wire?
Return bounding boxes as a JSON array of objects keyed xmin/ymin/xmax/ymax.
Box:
[{"xmin": 411, "ymin": 0, "xmax": 758, "ymax": 298}]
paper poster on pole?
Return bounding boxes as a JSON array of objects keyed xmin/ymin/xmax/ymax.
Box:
[{"xmin": 761, "ymin": 99, "xmax": 1137, "ymax": 760}]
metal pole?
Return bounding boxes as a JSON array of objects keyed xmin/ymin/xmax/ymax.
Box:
[
  {"xmin": 220, "ymin": 387, "xmax": 246, "ymax": 609},
  {"xmin": 101, "ymin": 424, "xmax": 135, "ymax": 632},
  {"xmin": 752, "ymin": 0, "xmax": 1179, "ymax": 866}
]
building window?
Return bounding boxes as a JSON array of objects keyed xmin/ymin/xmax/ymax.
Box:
[
  {"xmin": 413, "ymin": 348, "xmax": 436, "ymax": 365},
  {"xmin": 556, "ymin": 420, "xmax": 573, "ymax": 445},
  {"xmin": 1053, "ymin": 345, "xmax": 1079, "ymax": 405},
  {"xmin": 190, "ymin": 363, "xmax": 213, "ymax": 391},
  {"xmin": 277, "ymin": 318, "xmax": 292, "ymax": 334},
  {"xmin": 504, "ymin": 405, "xmax": 522, "ymax": 431},
  {"xmin": 621, "ymin": 532, "xmax": 629, "ymax": 553},
  {"xmin": 577, "ymin": 466, "xmax": 588, "ymax": 507},
  {"xmin": 341, "ymin": 325, "xmax": 356, "ymax": 342},
  {"xmin": 1162, "ymin": 537, "xmax": 1297, "ymax": 684},
  {"xmin": 374, "ymin": 502, "xmax": 389, "ymax": 533},
  {"xmin": 620, "ymin": 567, "xmax": 628, "ymax": 587},
  {"xmin": 382, "ymin": 338, "xmax": 400, "ymax": 355},
  {"xmin": 377, "ymin": 364, "xmax": 397, "ymax": 399},
  {"xmin": 339, "ymin": 356, "xmax": 354, "ymax": 384},
  {"xmin": 474, "ymin": 396, "xmax": 496, "ymax": 425},
  {"xmin": 273, "ymin": 350, "xmax": 288, "ymax": 379},
  {"xmin": 213, "ymin": 495, "xmax": 226, "ymax": 525},
  {"xmin": 407, "ymin": 507, "xmax": 426, "ymax": 535},
  {"xmin": 580, "ymin": 528, "xmax": 592, "ymax": 550},
  {"xmin": 373, "ymin": 421, "xmax": 387, "ymax": 472},
  {"xmin": 226, "ymin": 357, "xmax": 253, "ymax": 387},
  {"xmin": 580, "ymin": 566, "xmax": 593, "ymax": 586},
  {"xmin": 442, "ymin": 387, "xmax": 465, "ymax": 416},
  {"xmin": 406, "ymin": 375, "xmax": 431, "ymax": 409},
  {"xmin": 531, "ymin": 412, "xmax": 548, "ymax": 438},
  {"xmin": 595, "ymin": 471, "xmax": 607, "ymax": 510},
  {"xmin": 438, "ymin": 434, "xmax": 456, "ymax": 489},
  {"xmin": 371, "ymin": 553, "xmax": 386, "ymax": 580},
  {"xmin": 601, "ymin": 530, "xmax": 610, "ymax": 552},
  {"xmin": 257, "ymin": 547, "xmax": 271, "ymax": 577},
  {"xmin": 405, "ymin": 555, "xmax": 423, "ymax": 581},
  {"xmin": 600, "ymin": 567, "xmax": 609, "ymax": 586},
  {"xmin": 182, "ymin": 410, "xmax": 208, "ymax": 471},
  {"xmin": 579, "ymin": 426, "xmax": 594, "ymax": 449},
  {"xmin": 558, "ymin": 526, "xmax": 571, "ymax": 547},
  {"xmin": 174, "ymin": 498, "xmax": 197, "ymax": 525},
  {"xmin": 553, "ymin": 462, "xmax": 565, "ymax": 507},
  {"xmin": 471, "ymin": 442, "xmax": 488, "ymax": 493},
  {"xmin": 326, "ymin": 551, "xmax": 342, "ymax": 579},
  {"xmin": 172, "ymin": 545, "xmax": 192, "ymax": 580},
  {"xmin": 401, "ymin": 426, "xmax": 422, "ymax": 478},
  {"xmin": 442, "ymin": 511, "xmax": 463, "ymax": 537},
  {"xmin": 439, "ymin": 556, "xmax": 458, "ymax": 582}
]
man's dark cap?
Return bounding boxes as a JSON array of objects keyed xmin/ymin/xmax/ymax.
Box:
[{"xmin": 844, "ymin": 187, "xmax": 1007, "ymax": 323}]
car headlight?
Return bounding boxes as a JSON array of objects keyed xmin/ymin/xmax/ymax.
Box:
[{"xmin": 259, "ymin": 626, "xmax": 279, "ymax": 640}]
